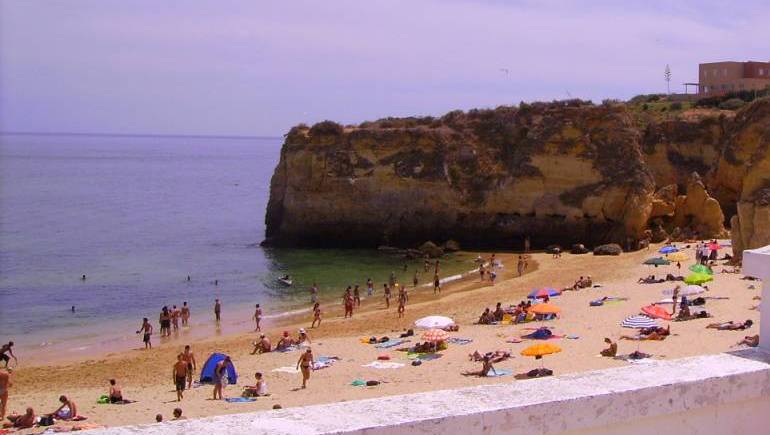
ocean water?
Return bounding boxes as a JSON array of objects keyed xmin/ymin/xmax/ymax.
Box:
[{"xmin": 0, "ymin": 133, "xmax": 474, "ymax": 358}]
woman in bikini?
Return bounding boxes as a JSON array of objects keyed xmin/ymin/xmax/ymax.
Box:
[{"xmin": 296, "ymin": 348, "xmax": 315, "ymax": 389}]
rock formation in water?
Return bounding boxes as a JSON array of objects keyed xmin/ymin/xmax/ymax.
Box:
[{"xmin": 265, "ymin": 98, "xmax": 770, "ymax": 253}]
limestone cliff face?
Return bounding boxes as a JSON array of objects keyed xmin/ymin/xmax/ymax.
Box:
[
  {"xmin": 722, "ymin": 100, "xmax": 770, "ymax": 258},
  {"xmin": 265, "ymin": 99, "xmax": 769, "ymax": 251}
]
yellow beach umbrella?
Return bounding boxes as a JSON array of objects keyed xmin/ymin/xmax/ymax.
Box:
[
  {"xmin": 529, "ymin": 303, "xmax": 562, "ymax": 315},
  {"xmin": 520, "ymin": 343, "xmax": 562, "ymax": 357},
  {"xmin": 666, "ymin": 252, "xmax": 689, "ymax": 262}
]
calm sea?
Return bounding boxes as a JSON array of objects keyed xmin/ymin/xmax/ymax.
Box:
[{"xmin": 0, "ymin": 133, "xmax": 473, "ymax": 359}]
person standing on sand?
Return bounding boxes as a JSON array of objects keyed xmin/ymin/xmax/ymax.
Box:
[
  {"xmin": 398, "ymin": 289, "xmax": 406, "ymax": 318},
  {"xmin": 366, "ymin": 278, "xmax": 374, "ymax": 297},
  {"xmin": 433, "ymin": 273, "xmax": 441, "ymax": 294},
  {"xmin": 413, "ymin": 270, "xmax": 419, "ymax": 288},
  {"xmin": 0, "ymin": 368, "xmax": 11, "ymax": 420},
  {"xmin": 343, "ymin": 288, "xmax": 354, "ymax": 318},
  {"xmin": 517, "ymin": 256, "xmax": 525, "ymax": 276},
  {"xmin": 172, "ymin": 353, "xmax": 188, "ymax": 401},
  {"xmin": 310, "ymin": 283, "xmax": 318, "ymax": 304},
  {"xmin": 182, "ymin": 345, "xmax": 197, "ymax": 389},
  {"xmin": 214, "ymin": 299, "xmax": 221, "ymax": 323},
  {"xmin": 137, "ymin": 318, "xmax": 153, "ymax": 349},
  {"xmin": 296, "ymin": 348, "xmax": 314, "ymax": 389},
  {"xmin": 353, "ymin": 285, "xmax": 361, "ymax": 307},
  {"xmin": 383, "ymin": 284, "xmax": 391, "ymax": 308},
  {"xmin": 311, "ymin": 303, "xmax": 322, "ymax": 328},
  {"xmin": 479, "ymin": 263, "xmax": 486, "ymax": 281},
  {"xmin": 671, "ymin": 286, "xmax": 680, "ymax": 315},
  {"xmin": 434, "ymin": 260, "xmax": 440, "ymax": 275},
  {"xmin": 253, "ymin": 304, "xmax": 262, "ymax": 331},
  {"xmin": 213, "ymin": 356, "xmax": 232, "ymax": 400},
  {"xmin": 389, "ymin": 271, "xmax": 396, "ymax": 288},
  {"xmin": 181, "ymin": 302, "xmax": 190, "ymax": 327}
]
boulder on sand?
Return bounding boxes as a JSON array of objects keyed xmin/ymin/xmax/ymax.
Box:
[
  {"xmin": 593, "ymin": 243, "xmax": 623, "ymax": 256},
  {"xmin": 571, "ymin": 244, "xmax": 588, "ymax": 254},
  {"xmin": 418, "ymin": 241, "xmax": 444, "ymax": 258}
]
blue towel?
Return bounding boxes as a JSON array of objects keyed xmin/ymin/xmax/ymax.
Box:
[
  {"xmin": 375, "ymin": 339, "xmax": 405, "ymax": 349},
  {"xmin": 225, "ymin": 397, "xmax": 256, "ymax": 403},
  {"xmin": 486, "ymin": 368, "xmax": 512, "ymax": 377}
]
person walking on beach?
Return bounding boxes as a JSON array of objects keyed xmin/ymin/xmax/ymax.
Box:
[
  {"xmin": 517, "ymin": 256, "xmax": 525, "ymax": 277},
  {"xmin": 0, "ymin": 342, "xmax": 16, "ymax": 368},
  {"xmin": 397, "ymin": 288, "xmax": 406, "ymax": 318},
  {"xmin": 433, "ymin": 273, "xmax": 441, "ymax": 294},
  {"xmin": 253, "ymin": 304, "xmax": 262, "ymax": 332},
  {"xmin": 413, "ymin": 270, "xmax": 419, "ymax": 288},
  {"xmin": 137, "ymin": 318, "xmax": 153, "ymax": 349},
  {"xmin": 296, "ymin": 348, "xmax": 314, "ymax": 389},
  {"xmin": 0, "ymin": 368, "xmax": 11, "ymax": 420},
  {"xmin": 172, "ymin": 353, "xmax": 188, "ymax": 401},
  {"xmin": 353, "ymin": 285, "xmax": 361, "ymax": 307},
  {"xmin": 434, "ymin": 260, "xmax": 440, "ymax": 275},
  {"xmin": 343, "ymin": 287, "xmax": 354, "ymax": 318},
  {"xmin": 310, "ymin": 283, "xmax": 318, "ymax": 304},
  {"xmin": 366, "ymin": 278, "xmax": 374, "ymax": 297},
  {"xmin": 214, "ymin": 299, "xmax": 221, "ymax": 323},
  {"xmin": 181, "ymin": 302, "xmax": 190, "ymax": 327},
  {"xmin": 383, "ymin": 284, "xmax": 391, "ymax": 308},
  {"xmin": 213, "ymin": 356, "xmax": 232, "ymax": 400},
  {"xmin": 160, "ymin": 306, "xmax": 172, "ymax": 337},
  {"xmin": 311, "ymin": 303, "xmax": 322, "ymax": 328},
  {"xmin": 182, "ymin": 345, "xmax": 197, "ymax": 389}
]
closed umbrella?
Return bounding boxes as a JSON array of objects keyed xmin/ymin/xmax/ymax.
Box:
[
  {"xmin": 621, "ymin": 315, "xmax": 658, "ymax": 329},
  {"xmin": 641, "ymin": 305, "xmax": 672, "ymax": 320},
  {"xmin": 527, "ymin": 287, "xmax": 560, "ymax": 299},
  {"xmin": 644, "ymin": 257, "xmax": 670, "ymax": 266},
  {"xmin": 688, "ymin": 264, "xmax": 713, "ymax": 275},
  {"xmin": 666, "ymin": 252, "xmax": 689, "ymax": 262},
  {"xmin": 684, "ymin": 273, "xmax": 713, "ymax": 285},
  {"xmin": 659, "ymin": 246, "xmax": 678, "ymax": 254},
  {"xmin": 421, "ymin": 328, "xmax": 449, "ymax": 343},
  {"xmin": 414, "ymin": 316, "xmax": 455, "ymax": 329}
]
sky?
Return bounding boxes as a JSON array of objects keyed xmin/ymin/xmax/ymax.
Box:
[{"xmin": 1, "ymin": 0, "xmax": 769, "ymax": 136}]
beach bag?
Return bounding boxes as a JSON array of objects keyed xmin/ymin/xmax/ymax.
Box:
[
  {"xmin": 39, "ymin": 415, "xmax": 55, "ymax": 426},
  {"xmin": 366, "ymin": 380, "xmax": 380, "ymax": 386}
]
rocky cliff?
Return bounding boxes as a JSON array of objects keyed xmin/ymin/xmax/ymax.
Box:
[{"xmin": 265, "ymin": 99, "xmax": 770, "ymax": 252}]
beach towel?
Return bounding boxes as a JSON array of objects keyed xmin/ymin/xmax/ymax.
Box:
[
  {"xmin": 375, "ymin": 339, "xmax": 407, "ymax": 349},
  {"xmin": 275, "ymin": 345, "xmax": 299, "ymax": 353},
  {"xmin": 406, "ymin": 352, "xmax": 442, "ymax": 361},
  {"xmin": 485, "ymin": 368, "xmax": 512, "ymax": 377},
  {"xmin": 447, "ymin": 337, "xmax": 473, "ymax": 345},
  {"xmin": 351, "ymin": 379, "xmax": 366, "ymax": 386},
  {"xmin": 362, "ymin": 361, "xmax": 405, "ymax": 369},
  {"xmin": 271, "ymin": 366, "xmax": 300, "ymax": 374},
  {"xmin": 225, "ymin": 397, "xmax": 256, "ymax": 403}
]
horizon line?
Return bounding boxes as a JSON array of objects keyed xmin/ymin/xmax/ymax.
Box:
[{"xmin": 0, "ymin": 131, "xmax": 282, "ymax": 140}]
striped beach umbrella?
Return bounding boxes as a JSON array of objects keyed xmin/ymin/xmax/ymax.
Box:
[
  {"xmin": 421, "ymin": 328, "xmax": 449, "ymax": 343},
  {"xmin": 621, "ymin": 315, "xmax": 658, "ymax": 329}
]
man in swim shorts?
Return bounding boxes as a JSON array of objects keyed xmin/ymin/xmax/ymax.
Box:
[
  {"xmin": 182, "ymin": 345, "xmax": 197, "ymax": 388},
  {"xmin": 137, "ymin": 318, "xmax": 153, "ymax": 349},
  {"xmin": 172, "ymin": 353, "xmax": 188, "ymax": 401}
]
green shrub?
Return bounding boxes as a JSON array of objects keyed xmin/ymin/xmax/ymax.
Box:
[
  {"xmin": 719, "ymin": 98, "xmax": 745, "ymax": 110},
  {"xmin": 670, "ymin": 102, "xmax": 683, "ymax": 111}
]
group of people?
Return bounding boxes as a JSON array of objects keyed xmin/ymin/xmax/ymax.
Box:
[
  {"xmin": 565, "ymin": 276, "xmax": 592, "ymax": 291},
  {"xmin": 158, "ymin": 303, "xmax": 191, "ymax": 337},
  {"xmin": 251, "ymin": 328, "xmax": 312, "ymax": 354}
]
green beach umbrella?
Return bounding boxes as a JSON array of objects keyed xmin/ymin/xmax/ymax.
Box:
[
  {"xmin": 688, "ymin": 264, "xmax": 713, "ymax": 275},
  {"xmin": 684, "ymin": 273, "xmax": 713, "ymax": 285},
  {"xmin": 643, "ymin": 257, "xmax": 670, "ymax": 266}
]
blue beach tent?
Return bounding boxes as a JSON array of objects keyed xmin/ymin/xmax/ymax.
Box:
[{"xmin": 200, "ymin": 353, "xmax": 238, "ymax": 385}]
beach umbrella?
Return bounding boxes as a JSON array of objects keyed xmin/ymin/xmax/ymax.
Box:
[
  {"xmin": 621, "ymin": 315, "xmax": 658, "ymax": 329},
  {"xmin": 421, "ymin": 328, "xmax": 449, "ymax": 343},
  {"xmin": 659, "ymin": 246, "xmax": 678, "ymax": 254},
  {"xmin": 414, "ymin": 316, "xmax": 455, "ymax": 330},
  {"xmin": 707, "ymin": 242, "xmax": 721, "ymax": 251},
  {"xmin": 666, "ymin": 252, "xmax": 689, "ymax": 262},
  {"xmin": 684, "ymin": 273, "xmax": 713, "ymax": 285},
  {"xmin": 529, "ymin": 303, "xmax": 562, "ymax": 315},
  {"xmin": 688, "ymin": 264, "xmax": 713, "ymax": 275},
  {"xmin": 644, "ymin": 257, "xmax": 670, "ymax": 266},
  {"xmin": 521, "ymin": 343, "xmax": 562, "ymax": 357},
  {"xmin": 527, "ymin": 287, "xmax": 560, "ymax": 299},
  {"xmin": 662, "ymin": 285, "xmax": 705, "ymax": 297},
  {"xmin": 640, "ymin": 305, "xmax": 672, "ymax": 321}
]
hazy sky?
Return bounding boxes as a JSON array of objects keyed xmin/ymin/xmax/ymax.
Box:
[{"xmin": 1, "ymin": 0, "xmax": 768, "ymax": 136}]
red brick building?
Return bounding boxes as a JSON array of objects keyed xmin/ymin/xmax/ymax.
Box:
[{"xmin": 699, "ymin": 61, "xmax": 770, "ymax": 95}]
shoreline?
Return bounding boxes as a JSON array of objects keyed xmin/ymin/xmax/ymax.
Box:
[{"xmin": 15, "ymin": 252, "xmax": 528, "ymax": 367}]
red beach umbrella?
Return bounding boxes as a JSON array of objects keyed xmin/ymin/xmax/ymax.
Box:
[{"xmin": 641, "ymin": 305, "xmax": 672, "ymax": 321}]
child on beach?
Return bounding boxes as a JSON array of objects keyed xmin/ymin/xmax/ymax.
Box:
[
  {"xmin": 433, "ymin": 274, "xmax": 441, "ymax": 294},
  {"xmin": 311, "ymin": 303, "xmax": 322, "ymax": 328},
  {"xmin": 108, "ymin": 379, "xmax": 123, "ymax": 403}
]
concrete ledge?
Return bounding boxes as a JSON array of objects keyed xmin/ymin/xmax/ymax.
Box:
[{"xmin": 89, "ymin": 351, "xmax": 770, "ymax": 434}]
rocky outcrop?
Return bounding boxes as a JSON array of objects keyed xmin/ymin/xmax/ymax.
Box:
[
  {"xmin": 593, "ymin": 243, "xmax": 622, "ymax": 256},
  {"xmin": 265, "ymin": 99, "xmax": 769, "ymax": 252}
]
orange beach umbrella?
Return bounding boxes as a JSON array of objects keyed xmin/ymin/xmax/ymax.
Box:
[{"xmin": 529, "ymin": 303, "xmax": 562, "ymax": 315}]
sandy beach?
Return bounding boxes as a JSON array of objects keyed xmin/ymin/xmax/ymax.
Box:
[{"xmin": 4, "ymin": 245, "xmax": 760, "ymax": 432}]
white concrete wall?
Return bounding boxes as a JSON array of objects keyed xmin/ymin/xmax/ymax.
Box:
[
  {"xmin": 89, "ymin": 351, "xmax": 770, "ymax": 435},
  {"xmin": 743, "ymin": 245, "xmax": 769, "ymax": 351}
]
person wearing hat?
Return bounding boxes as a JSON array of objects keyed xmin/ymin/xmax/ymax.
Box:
[
  {"xmin": 251, "ymin": 334, "xmax": 271, "ymax": 354},
  {"xmin": 298, "ymin": 328, "xmax": 311, "ymax": 345}
]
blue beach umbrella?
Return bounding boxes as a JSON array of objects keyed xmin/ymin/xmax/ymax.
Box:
[{"xmin": 659, "ymin": 246, "xmax": 678, "ymax": 254}]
